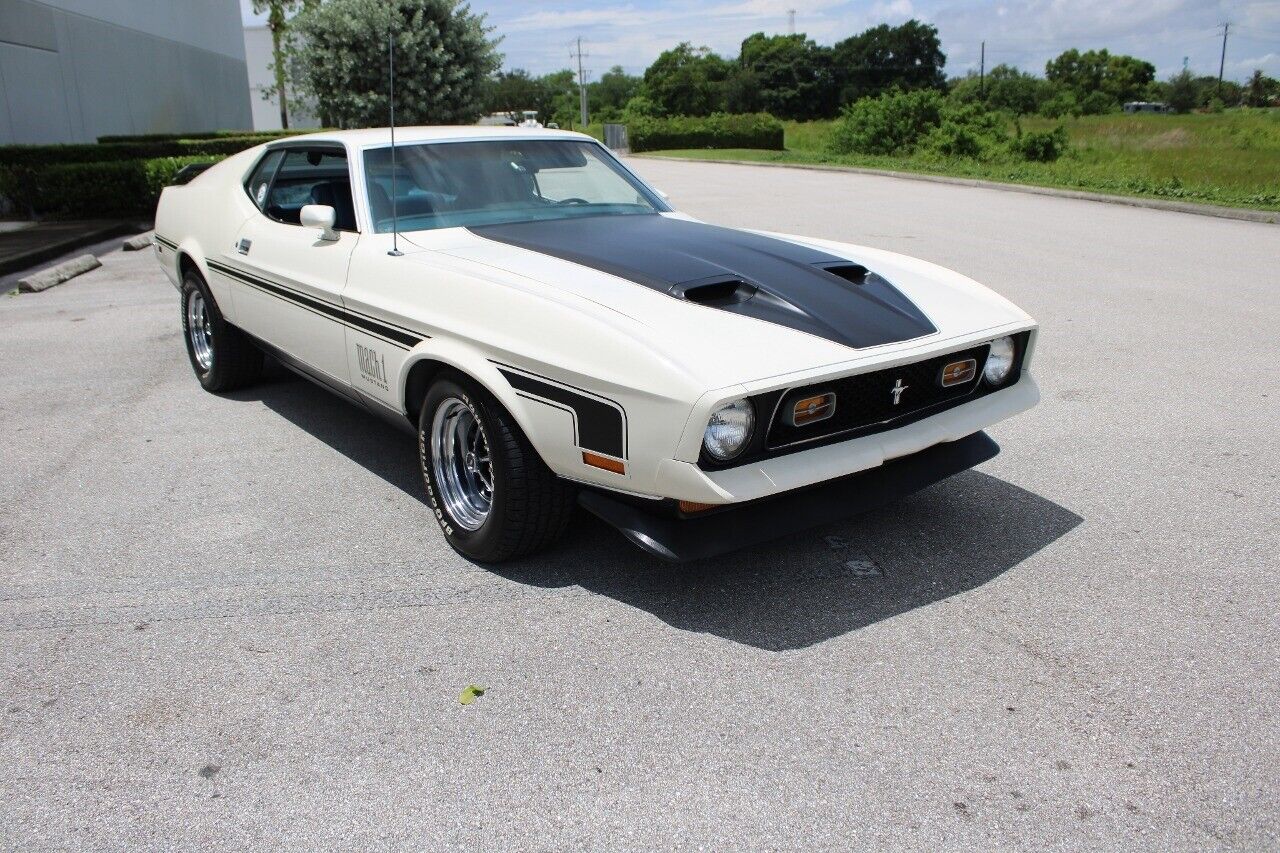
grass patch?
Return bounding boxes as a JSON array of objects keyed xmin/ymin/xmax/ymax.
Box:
[{"xmin": 644, "ymin": 110, "xmax": 1280, "ymax": 211}]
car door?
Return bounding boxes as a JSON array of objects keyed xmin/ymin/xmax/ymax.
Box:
[{"xmin": 226, "ymin": 145, "xmax": 359, "ymax": 385}]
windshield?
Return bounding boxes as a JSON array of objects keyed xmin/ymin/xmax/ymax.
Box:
[{"xmin": 361, "ymin": 139, "xmax": 666, "ymax": 233}]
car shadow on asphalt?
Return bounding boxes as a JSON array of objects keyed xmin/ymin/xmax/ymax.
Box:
[{"xmin": 235, "ymin": 365, "xmax": 1083, "ymax": 652}]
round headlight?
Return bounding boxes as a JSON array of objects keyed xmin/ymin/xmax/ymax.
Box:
[
  {"xmin": 984, "ymin": 336, "xmax": 1016, "ymax": 385},
  {"xmin": 703, "ymin": 398, "xmax": 755, "ymax": 461}
]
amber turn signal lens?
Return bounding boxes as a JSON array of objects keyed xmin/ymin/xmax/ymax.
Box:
[
  {"xmin": 789, "ymin": 392, "xmax": 836, "ymax": 426},
  {"xmin": 678, "ymin": 500, "xmax": 719, "ymax": 514},
  {"xmin": 939, "ymin": 357, "xmax": 977, "ymax": 387},
  {"xmin": 582, "ymin": 451, "xmax": 625, "ymax": 474}
]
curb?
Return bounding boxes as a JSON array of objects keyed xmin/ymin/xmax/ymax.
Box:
[
  {"xmin": 16, "ymin": 253, "xmax": 102, "ymax": 293},
  {"xmin": 632, "ymin": 155, "xmax": 1280, "ymax": 225},
  {"xmin": 0, "ymin": 220, "xmax": 135, "ymax": 277}
]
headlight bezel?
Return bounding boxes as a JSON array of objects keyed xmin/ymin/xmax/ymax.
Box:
[
  {"xmin": 701, "ymin": 397, "xmax": 756, "ymax": 461},
  {"xmin": 983, "ymin": 335, "xmax": 1017, "ymax": 386}
]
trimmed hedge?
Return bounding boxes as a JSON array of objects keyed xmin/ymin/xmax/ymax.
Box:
[
  {"xmin": 0, "ymin": 135, "xmax": 275, "ymax": 168},
  {"xmin": 0, "ymin": 155, "xmax": 226, "ymax": 219},
  {"xmin": 627, "ymin": 113, "xmax": 784, "ymax": 153},
  {"xmin": 96, "ymin": 129, "xmax": 314, "ymax": 144}
]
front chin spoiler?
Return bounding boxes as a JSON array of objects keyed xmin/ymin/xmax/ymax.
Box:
[{"xmin": 578, "ymin": 431, "xmax": 1000, "ymax": 562}]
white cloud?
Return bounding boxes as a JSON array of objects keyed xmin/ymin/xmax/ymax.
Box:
[{"xmin": 239, "ymin": 0, "xmax": 1280, "ymax": 82}]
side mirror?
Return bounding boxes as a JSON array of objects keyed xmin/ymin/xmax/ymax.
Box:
[
  {"xmin": 654, "ymin": 188, "xmax": 670, "ymax": 202},
  {"xmin": 300, "ymin": 204, "xmax": 338, "ymax": 241}
]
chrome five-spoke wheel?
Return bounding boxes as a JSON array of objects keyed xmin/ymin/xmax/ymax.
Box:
[
  {"xmin": 186, "ymin": 290, "xmax": 214, "ymax": 371},
  {"xmin": 430, "ymin": 397, "xmax": 494, "ymax": 531}
]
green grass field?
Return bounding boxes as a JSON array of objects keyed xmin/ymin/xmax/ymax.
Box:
[{"xmin": 647, "ymin": 110, "xmax": 1280, "ymax": 211}]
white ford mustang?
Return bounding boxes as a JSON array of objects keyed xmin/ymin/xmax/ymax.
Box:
[{"xmin": 154, "ymin": 127, "xmax": 1039, "ymax": 562}]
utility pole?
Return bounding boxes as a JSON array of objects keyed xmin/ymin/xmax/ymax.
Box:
[
  {"xmin": 1217, "ymin": 22, "xmax": 1229, "ymax": 98},
  {"xmin": 979, "ymin": 41, "xmax": 985, "ymax": 99},
  {"xmin": 572, "ymin": 37, "xmax": 589, "ymax": 128}
]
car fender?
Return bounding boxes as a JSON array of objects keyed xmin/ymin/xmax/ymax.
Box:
[{"xmin": 396, "ymin": 337, "xmax": 606, "ymax": 488}]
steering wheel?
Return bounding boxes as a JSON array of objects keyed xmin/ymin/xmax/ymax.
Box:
[{"xmin": 554, "ymin": 197, "xmax": 591, "ymax": 206}]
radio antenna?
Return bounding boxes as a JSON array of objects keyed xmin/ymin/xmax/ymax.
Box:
[{"xmin": 387, "ymin": 16, "xmax": 403, "ymax": 257}]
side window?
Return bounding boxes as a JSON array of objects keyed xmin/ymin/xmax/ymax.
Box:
[
  {"xmin": 245, "ymin": 150, "xmax": 284, "ymax": 211},
  {"xmin": 263, "ymin": 148, "xmax": 358, "ymax": 232}
]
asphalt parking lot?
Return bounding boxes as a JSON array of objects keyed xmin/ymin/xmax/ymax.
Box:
[{"xmin": 2, "ymin": 159, "xmax": 1278, "ymax": 850}]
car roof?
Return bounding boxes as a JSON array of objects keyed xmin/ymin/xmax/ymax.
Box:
[{"xmin": 270, "ymin": 126, "xmax": 596, "ymax": 148}]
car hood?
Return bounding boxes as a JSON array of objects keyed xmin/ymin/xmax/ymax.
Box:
[
  {"xmin": 468, "ymin": 214, "xmax": 938, "ymax": 350},
  {"xmin": 407, "ymin": 214, "xmax": 1033, "ymax": 389}
]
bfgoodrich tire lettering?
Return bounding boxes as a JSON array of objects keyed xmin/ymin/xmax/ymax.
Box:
[
  {"xmin": 419, "ymin": 371, "xmax": 574, "ymax": 562},
  {"xmin": 180, "ymin": 269, "xmax": 262, "ymax": 392}
]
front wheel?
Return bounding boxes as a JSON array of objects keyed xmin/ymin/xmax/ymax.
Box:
[{"xmin": 419, "ymin": 372, "xmax": 574, "ymax": 562}]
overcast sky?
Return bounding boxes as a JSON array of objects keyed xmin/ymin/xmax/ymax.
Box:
[{"xmin": 241, "ymin": 0, "xmax": 1280, "ymax": 82}]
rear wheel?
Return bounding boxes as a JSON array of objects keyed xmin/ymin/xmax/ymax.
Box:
[
  {"xmin": 180, "ymin": 269, "xmax": 262, "ymax": 392},
  {"xmin": 419, "ymin": 372, "xmax": 574, "ymax": 562}
]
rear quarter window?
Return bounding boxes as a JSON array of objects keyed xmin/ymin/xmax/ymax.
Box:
[{"xmin": 244, "ymin": 150, "xmax": 285, "ymax": 210}]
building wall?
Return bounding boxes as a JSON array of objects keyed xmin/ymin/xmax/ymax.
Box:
[
  {"xmin": 243, "ymin": 25, "xmax": 318, "ymax": 132},
  {"xmin": 0, "ymin": 0, "xmax": 251, "ymax": 143}
]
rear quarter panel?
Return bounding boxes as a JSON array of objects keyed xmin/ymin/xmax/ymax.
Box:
[{"xmin": 154, "ymin": 147, "xmax": 264, "ymax": 318}]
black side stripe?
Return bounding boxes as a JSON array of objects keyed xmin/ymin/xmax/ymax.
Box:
[
  {"xmin": 154, "ymin": 234, "xmax": 177, "ymax": 250},
  {"xmin": 496, "ymin": 365, "xmax": 627, "ymax": 459},
  {"xmin": 206, "ymin": 260, "xmax": 425, "ymax": 349}
]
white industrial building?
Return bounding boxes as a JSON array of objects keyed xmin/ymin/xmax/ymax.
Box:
[
  {"xmin": 0, "ymin": 0, "xmax": 251, "ymax": 144},
  {"xmin": 242, "ymin": 24, "xmax": 318, "ymax": 131}
]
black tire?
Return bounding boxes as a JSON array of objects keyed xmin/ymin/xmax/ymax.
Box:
[
  {"xmin": 180, "ymin": 268, "xmax": 262, "ymax": 392},
  {"xmin": 419, "ymin": 371, "xmax": 575, "ymax": 562}
]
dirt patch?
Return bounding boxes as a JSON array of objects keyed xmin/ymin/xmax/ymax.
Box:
[{"xmin": 1140, "ymin": 128, "xmax": 1192, "ymax": 149}]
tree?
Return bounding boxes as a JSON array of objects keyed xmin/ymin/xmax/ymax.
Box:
[
  {"xmin": 252, "ymin": 0, "xmax": 318, "ymax": 128},
  {"xmin": 483, "ymin": 69, "xmax": 545, "ymax": 117},
  {"xmin": 642, "ymin": 43, "xmax": 732, "ymax": 116},
  {"xmin": 1046, "ymin": 49, "xmax": 1154, "ymax": 109},
  {"xmin": 1101, "ymin": 53, "xmax": 1156, "ymax": 103},
  {"xmin": 1045, "ymin": 49, "xmax": 1107, "ymax": 98},
  {"xmin": 540, "ymin": 69, "xmax": 579, "ymax": 127},
  {"xmin": 482, "ymin": 69, "xmax": 579, "ymax": 126},
  {"xmin": 588, "ymin": 66, "xmax": 641, "ymax": 121},
  {"xmin": 832, "ymin": 20, "xmax": 946, "ymax": 105},
  {"xmin": 736, "ymin": 33, "xmax": 837, "ymax": 120},
  {"xmin": 1167, "ymin": 69, "xmax": 1196, "ymax": 113},
  {"xmin": 1245, "ymin": 69, "xmax": 1279, "ymax": 107},
  {"xmin": 292, "ymin": 0, "xmax": 500, "ymax": 128},
  {"xmin": 951, "ymin": 64, "xmax": 1047, "ymax": 116}
]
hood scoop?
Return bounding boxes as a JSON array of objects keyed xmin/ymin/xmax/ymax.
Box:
[
  {"xmin": 818, "ymin": 262, "xmax": 870, "ymax": 285},
  {"xmin": 671, "ymin": 277, "xmax": 758, "ymax": 306},
  {"xmin": 469, "ymin": 215, "xmax": 937, "ymax": 350}
]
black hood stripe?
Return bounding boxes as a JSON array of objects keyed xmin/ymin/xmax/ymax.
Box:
[{"xmin": 469, "ymin": 214, "xmax": 936, "ymax": 350}]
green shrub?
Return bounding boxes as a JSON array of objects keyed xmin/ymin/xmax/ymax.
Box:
[
  {"xmin": 96, "ymin": 129, "xmax": 311, "ymax": 144},
  {"xmin": 627, "ymin": 113, "xmax": 783, "ymax": 152},
  {"xmin": 0, "ymin": 135, "xmax": 274, "ymax": 168},
  {"xmin": 921, "ymin": 120, "xmax": 987, "ymax": 158},
  {"xmin": 1039, "ymin": 90, "xmax": 1080, "ymax": 119},
  {"xmin": 827, "ymin": 90, "xmax": 945, "ymax": 156},
  {"xmin": 1078, "ymin": 91, "xmax": 1116, "ymax": 115},
  {"xmin": 830, "ymin": 92, "xmax": 1011, "ymax": 159},
  {"xmin": 1009, "ymin": 125, "xmax": 1069, "ymax": 162},
  {"xmin": 921, "ymin": 102, "xmax": 1007, "ymax": 158},
  {"xmin": 621, "ymin": 95, "xmax": 661, "ymax": 118},
  {"xmin": 1, "ymin": 155, "xmax": 225, "ymax": 219}
]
